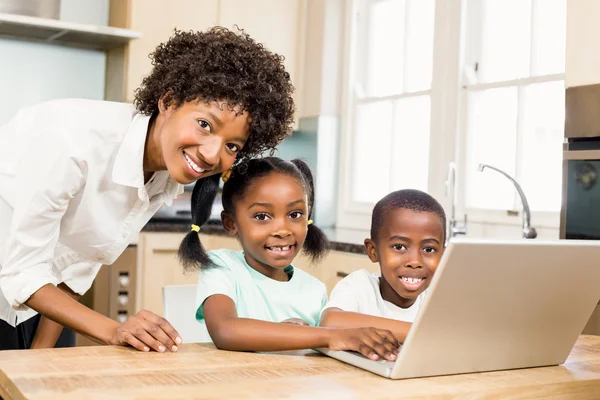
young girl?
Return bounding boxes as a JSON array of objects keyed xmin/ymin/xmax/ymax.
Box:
[{"xmin": 178, "ymin": 157, "xmax": 400, "ymax": 361}]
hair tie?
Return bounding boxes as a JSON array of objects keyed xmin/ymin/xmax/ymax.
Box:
[
  {"xmin": 307, "ymin": 219, "xmax": 313, "ymax": 225},
  {"xmin": 221, "ymin": 169, "xmax": 232, "ymax": 183},
  {"xmin": 191, "ymin": 224, "xmax": 200, "ymax": 232}
]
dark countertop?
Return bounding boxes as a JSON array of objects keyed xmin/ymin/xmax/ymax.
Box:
[{"xmin": 143, "ymin": 220, "xmax": 368, "ymax": 254}]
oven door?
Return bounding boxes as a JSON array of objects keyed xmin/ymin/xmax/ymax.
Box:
[
  {"xmin": 562, "ymin": 145, "xmax": 600, "ymax": 239},
  {"xmin": 562, "ymin": 142, "xmax": 600, "ymax": 335}
]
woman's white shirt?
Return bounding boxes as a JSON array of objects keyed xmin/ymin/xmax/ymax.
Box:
[{"xmin": 0, "ymin": 99, "xmax": 183, "ymax": 326}]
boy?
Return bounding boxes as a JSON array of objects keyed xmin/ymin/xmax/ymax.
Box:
[{"xmin": 320, "ymin": 189, "xmax": 446, "ymax": 342}]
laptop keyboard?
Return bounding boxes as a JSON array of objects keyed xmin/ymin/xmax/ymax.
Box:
[{"xmin": 348, "ymin": 351, "xmax": 397, "ymax": 366}]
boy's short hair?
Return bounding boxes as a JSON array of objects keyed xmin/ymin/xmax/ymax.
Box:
[{"xmin": 370, "ymin": 189, "xmax": 447, "ymax": 243}]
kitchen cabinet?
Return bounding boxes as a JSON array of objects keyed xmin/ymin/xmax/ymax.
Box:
[
  {"xmin": 218, "ymin": 0, "xmax": 304, "ymax": 116},
  {"xmin": 292, "ymin": 249, "xmax": 378, "ymax": 294},
  {"xmin": 0, "ymin": 12, "xmax": 139, "ymax": 50},
  {"xmin": 119, "ymin": 0, "xmax": 220, "ymax": 102},
  {"xmin": 79, "ymin": 230, "xmax": 600, "ymax": 347},
  {"xmin": 76, "ymin": 246, "xmax": 138, "ymax": 347},
  {"xmin": 83, "ymin": 231, "xmax": 377, "ymax": 332},
  {"xmin": 110, "ymin": 0, "xmax": 305, "ymax": 119},
  {"xmin": 136, "ymin": 232, "xmax": 242, "ymax": 315},
  {"xmin": 137, "ymin": 232, "xmax": 376, "ymax": 316}
]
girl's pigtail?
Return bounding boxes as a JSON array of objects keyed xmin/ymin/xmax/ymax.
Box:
[
  {"xmin": 290, "ymin": 159, "xmax": 330, "ymax": 262},
  {"xmin": 304, "ymin": 223, "xmax": 330, "ymax": 262},
  {"xmin": 178, "ymin": 174, "xmax": 221, "ymax": 270}
]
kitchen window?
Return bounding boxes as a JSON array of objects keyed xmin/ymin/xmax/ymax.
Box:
[
  {"xmin": 337, "ymin": 0, "xmax": 438, "ymax": 229},
  {"xmin": 337, "ymin": 0, "xmax": 566, "ymax": 231},
  {"xmin": 461, "ymin": 0, "xmax": 566, "ymax": 224}
]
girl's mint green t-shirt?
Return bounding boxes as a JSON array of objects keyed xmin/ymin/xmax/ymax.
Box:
[{"xmin": 195, "ymin": 249, "xmax": 328, "ymax": 343}]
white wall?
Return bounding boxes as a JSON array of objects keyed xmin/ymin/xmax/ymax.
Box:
[
  {"xmin": 0, "ymin": 39, "xmax": 106, "ymax": 125},
  {"xmin": 59, "ymin": 0, "xmax": 109, "ymax": 26},
  {"xmin": 0, "ymin": 1, "xmax": 108, "ymax": 126},
  {"xmin": 566, "ymin": 0, "xmax": 600, "ymax": 88}
]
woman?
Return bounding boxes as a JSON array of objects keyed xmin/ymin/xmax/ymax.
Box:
[{"xmin": 0, "ymin": 27, "xmax": 295, "ymax": 351}]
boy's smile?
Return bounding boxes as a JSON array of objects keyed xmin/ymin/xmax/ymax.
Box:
[
  {"xmin": 365, "ymin": 208, "xmax": 445, "ymax": 309},
  {"xmin": 399, "ymin": 275, "xmax": 426, "ymax": 291}
]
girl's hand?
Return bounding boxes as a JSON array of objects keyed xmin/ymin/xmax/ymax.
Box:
[
  {"xmin": 280, "ymin": 318, "xmax": 309, "ymax": 326},
  {"xmin": 327, "ymin": 327, "xmax": 400, "ymax": 361},
  {"xmin": 109, "ymin": 310, "xmax": 182, "ymax": 352}
]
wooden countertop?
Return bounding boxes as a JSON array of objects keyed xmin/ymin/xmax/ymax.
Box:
[{"xmin": 2, "ymin": 335, "xmax": 600, "ymax": 400}]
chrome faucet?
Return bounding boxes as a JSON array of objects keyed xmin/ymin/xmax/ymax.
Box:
[
  {"xmin": 446, "ymin": 162, "xmax": 467, "ymax": 242},
  {"xmin": 477, "ymin": 164, "xmax": 537, "ymax": 239}
]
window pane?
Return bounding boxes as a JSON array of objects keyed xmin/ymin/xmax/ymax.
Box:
[
  {"xmin": 404, "ymin": 0, "xmax": 435, "ymax": 92},
  {"xmin": 479, "ymin": 0, "xmax": 532, "ymax": 82},
  {"xmin": 392, "ymin": 95, "xmax": 430, "ymax": 191},
  {"xmin": 352, "ymin": 101, "xmax": 393, "ymax": 203},
  {"xmin": 519, "ymin": 81, "xmax": 564, "ymax": 211},
  {"xmin": 531, "ymin": 0, "xmax": 566, "ymax": 75},
  {"xmin": 465, "ymin": 87, "xmax": 519, "ymax": 209},
  {"xmin": 365, "ymin": 0, "xmax": 405, "ymax": 97}
]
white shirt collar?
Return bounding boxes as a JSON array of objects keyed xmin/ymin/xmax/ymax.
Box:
[{"xmin": 112, "ymin": 113, "xmax": 151, "ymax": 189}]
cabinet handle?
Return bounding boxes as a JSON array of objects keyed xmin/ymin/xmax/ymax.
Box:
[{"xmin": 336, "ymin": 271, "xmax": 349, "ymax": 278}]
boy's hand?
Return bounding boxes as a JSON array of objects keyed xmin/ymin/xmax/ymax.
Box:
[
  {"xmin": 109, "ymin": 309, "xmax": 182, "ymax": 352},
  {"xmin": 281, "ymin": 318, "xmax": 309, "ymax": 326},
  {"xmin": 327, "ymin": 327, "xmax": 400, "ymax": 361}
]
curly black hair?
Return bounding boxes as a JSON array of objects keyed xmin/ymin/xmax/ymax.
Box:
[{"xmin": 134, "ymin": 27, "xmax": 295, "ymax": 161}]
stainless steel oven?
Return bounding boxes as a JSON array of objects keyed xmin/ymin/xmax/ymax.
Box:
[
  {"xmin": 561, "ymin": 138, "xmax": 600, "ymax": 335},
  {"xmin": 561, "ymin": 139, "xmax": 600, "ymax": 239},
  {"xmin": 151, "ymin": 184, "xmax": 223, "ymax": 223}
]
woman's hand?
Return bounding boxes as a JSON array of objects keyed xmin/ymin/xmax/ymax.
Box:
[
  {"xmin": 109, "ymin": 310, "xmax": 182, "ymax": 352},
  {"xmin": 327, "ymin": 327, "xmax": 400, "ymax": 361}
]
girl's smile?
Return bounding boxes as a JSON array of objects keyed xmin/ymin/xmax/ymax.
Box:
[{"xmin": 265, "ymin": 243, "xmax": 297, "ymax": 258}]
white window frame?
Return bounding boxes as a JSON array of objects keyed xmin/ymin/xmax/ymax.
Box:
[
  {"xmin": 336, "ymin": 0, "xmax": 463, "ymax": 231},
  {"xmin": 456, "ymin": 0, "xmax": 564, "ymax": 230},
  {"xmin": 336, "ymin": 0, "xmax": 563, "ymax": 232}
]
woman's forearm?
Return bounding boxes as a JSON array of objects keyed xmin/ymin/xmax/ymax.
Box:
[
  {"xmin": 320, "ymin": 308, "xmax": 412, "ymax": 342},
  {"xmin": 25, "ymin": 283, "xmax": 120, "ymax": 345},
  {"xmin": 29, "ymin": 283, "xmax": 83, "ymax": 349},
  {"xmin": 30, "ymin": 316, "xmax": 65, "ymax": 349}
]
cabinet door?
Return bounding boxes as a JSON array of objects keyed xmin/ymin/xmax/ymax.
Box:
[
  {"xmin": 137, "ymin": 232, "xmax": 191, "ymax": 315},
  {"xmin": 320, "ymin": 251, "xmax": 380, "ymax": 295},
  {"xmin": 218, "ymin": 0, "xmax": 302, "ymax": 110},
  {"xmin": 292, "ymin": 250, "xmax": 379, "ymax": 295},
  {"xmin": 125, "ymin": 0, "xmax": 219, "ymax": 102},
  {"xmin": 137, "ymin": 232, "xmax": 241, "ymax": 316}
]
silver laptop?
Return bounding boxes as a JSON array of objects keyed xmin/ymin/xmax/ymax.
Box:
[{"xmin": 318, "ymin": 239, "xmax": 600, "ymax": 379}]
